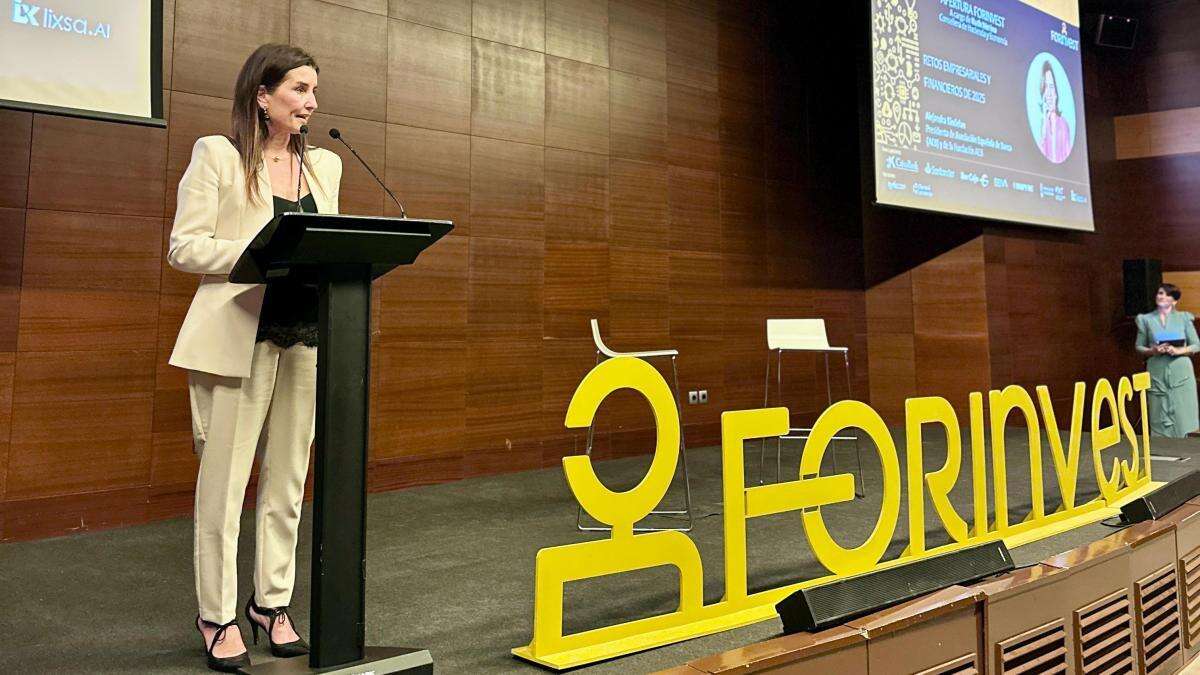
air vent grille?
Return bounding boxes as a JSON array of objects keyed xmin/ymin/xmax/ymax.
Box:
[
  {"xmin": 1135, "ymin": 564, "xmax": 1181, "ymax": 674},
  {"xmin": 996, "ymin": 618, "xmax": 1067, "ymax": 674},
  {"xmin": 1180, "ymin": 547, "xmax": 1200, "ymax": 649},
  {"xmin": 1072, "ymin": 589, "xmax": 1133, "ymax": 675}
]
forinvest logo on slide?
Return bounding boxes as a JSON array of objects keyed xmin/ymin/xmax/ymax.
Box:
[{"xmin": 11, "ymin": 0, "xmax": 111, "ymax": 38}]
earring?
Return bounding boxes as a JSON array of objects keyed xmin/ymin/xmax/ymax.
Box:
[{"xmin": 260, "ymin": 107, "xmax": 270, "ymax": 123}]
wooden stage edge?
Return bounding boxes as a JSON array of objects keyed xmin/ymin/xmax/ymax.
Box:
[{"xmin": 656, "ymin": 497, "xmax": 1200, "ymax": 675}]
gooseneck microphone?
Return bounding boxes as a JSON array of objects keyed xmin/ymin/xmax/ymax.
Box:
[
  {"xmin": 296, "ymin": 124, "xmax": 308, "ymax": 213},
  {"xmin": 328, "ymin": 127, "xmax": 408, "ymax": 218}
]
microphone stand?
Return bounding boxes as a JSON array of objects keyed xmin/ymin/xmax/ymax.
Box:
[{"xmin": 296, "ymin": 125, "xmax": 308, "ymax": 212}]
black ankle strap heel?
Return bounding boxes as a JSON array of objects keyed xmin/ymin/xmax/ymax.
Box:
[
  {"xmin": 195, "ymin": 615, "xmax": 251, "ymax": 673},
  {"xmin": 245, "ymin": 594, "xmax": 310, "ymax": 658}
]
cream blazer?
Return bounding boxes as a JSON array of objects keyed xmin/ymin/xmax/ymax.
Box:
[{"xmin": 168, "ymin": 135, "xmax": 342, "ymax": 378}]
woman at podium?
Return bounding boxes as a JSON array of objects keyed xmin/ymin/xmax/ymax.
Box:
[
  {"xmin": 1136, "ymin": 283, "xmax": 1200, "ymax": 438},
  {"xmin": 166, "ymin": 44, "xmax": 342, "ymax": 672}
]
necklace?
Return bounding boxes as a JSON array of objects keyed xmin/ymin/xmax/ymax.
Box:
[{"xmin": 271, "ymin": 155, "xmax": 284, "ymax": 163}]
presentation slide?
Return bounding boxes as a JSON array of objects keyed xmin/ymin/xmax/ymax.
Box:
[
  {"xmin": 872, "ymin": 0, "xmax": 1094, "ymax": 231},
  {"xmin": 0, "ymin": 0, "xmax": 162, "ymax": 125}
]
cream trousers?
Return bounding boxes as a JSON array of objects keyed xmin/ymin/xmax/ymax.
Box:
[{"xmin": 189, "ymin": 340, "xmax": 317, "ymax": 623}]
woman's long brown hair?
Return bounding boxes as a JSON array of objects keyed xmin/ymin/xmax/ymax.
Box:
[{"xmin": 230, "ymin": 44, "xmax": 319, "ymax": 204}]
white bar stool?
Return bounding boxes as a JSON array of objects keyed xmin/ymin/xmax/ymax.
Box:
[
  {"xmin": 575, "ymin": 319, "xmax": 694, "ymax": 532},
  {"xmin": 760, "ymin": 318, "xmax": 866, "ymax": 497}
]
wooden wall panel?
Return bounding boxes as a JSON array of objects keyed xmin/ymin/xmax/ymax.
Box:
[
  {"xmin": 0, "ymin": 209, "xmax": 24, "ymax": 353},
  {"xmin": 815, "ymin": 289, "xmax": 870, "ymax": 406},
  {"xmin": 0, "ymin": 110, "xmax": 31, "ymax": 208},
  {"xmin": 983, "ymin": 236, "xmax": 1012, "ymax": 389},
  {"xmin": 387, "ymin": 20, "xmax": 471, "ymax": 134},
  {"xmin": 468, "ymin": 236, "xmax": 543, "ymax": 339},
  {"xmin": 719, "ymin": 252, "xmax": 774, "ymax": 413},
  {"xmin": 912, "ymin": 238, "xmax": 990, "ymax": 412},
  {"xmin": 472, "ymin": 39, "xmax": 545, "ymax": 145},
  {"xmin": 668, "ymin": 82, "xmax": 720, "ymax": 173},
  {"xmin": 610, "ymin": 246, "xmax": 670, "ymax": 346},
  {"xmin": 545, "ymin": 148, "xmax": 608, "ymax": 243},
  {"xmin": 609, "ymin": 0, "xmax": 666, "ymax": 80},
  {"xmin": 161, "ymin": 0, "xmax": 175, "ymax": 91},
  {"xmin": 763, "ymin": 179, "xmax": 808, "ymax": 288},
  {"xmin": 719, "ymin": 175, "xmax": 764, "ymax": 257},
  {"xmin": 291, "ymin": 0, "xmax": 388, "ymax": 121},
  {"xmin": 378, "ymin": 232, "xmax": 468, "ymax": 343},
  {"xmin": 388, "ymin": 0, "xmax": 469, "ymax": 35},
  {"xmin": 18, "ymin": 211, "xmax": 162, "ymax": 353},
  {"xmin": 1141, "ymin": 2, "xmax": 1200, "ymax": 112},
  {"xmin": 719, "ymin": 94, "xmax": 764, "ymax": 180},
  {"xmin": 547, "ymin": 0, "xmax": 609, "ymax": 67},
  {"xmin": 469, "ymin": 137, "xmax": 544, "ymax": 241},
  {"xmin": 665, "ymin": 0, "xmax": 718, "ymax": 92},
  {"xmin": 0, "ymin": 352, "xmax": 13, "ymax": 502},
  {"xmin": 669, "ymin": 166, "xmax": 720, "ymax": 254},
  {"xmin": 7, "ymin": 350, "xmax": 154, "ymax": 500},
  {"xmin": 384, "ymin": 124, "xmax": 470, "ymax": 232},
  {"xmin": 611, "ymin": 72, "xmax": 668, "ymax": 164},
  {"xmin": 28, "ymin": 115, "xmax": 167, "ymax": 217},
  {"xmin": 669, "ymin": 251, "xmax": 723, "ymax": 338},
  {"xmin": 1114, "ymin": 107, "xmax": 1200, "ymax": 160},
  {"xmin": 473, "ymin": 0, "xmax": 545, "ymax": 52},
  {"xmin": 372, "ymin": 340, "xmax": 466, "ymax": 460},
  {"xmin": 610, "ymin": 158, "xmax": 668, "ymax": 249},
  {"xmin": 464, "ymin": 335, "xmax": 543, "ymax": 474},
  {"xmin": 149, "ymin": 350, "xmax": 198, "ymax": 502},
  {"xmin": 866, "ymin": 272, "xmax": 916, "ymax": 424},
  {"xmin": 171, "ymin": 0, "xmax": 290, "ymax": 99},
  {"xmin": 717, "ymin": 0, "xmax": 763, "ymax": 75},
  {"xmin": 546, "ymin": 57, "xmax": 609, "ymax": 155},
  {"xmin": 545, "ymin": 242, "xmax": 609, "ymax": 339}
]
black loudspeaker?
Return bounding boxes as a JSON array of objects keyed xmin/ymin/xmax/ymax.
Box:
[
  {"xmin": 1096, "ymin": 14, "xmax": 1138, "ymax": 49},
  {"xmin": 1124, "ymin": 259, "xmax": 1162, "ymax": 317},
  {"xmin": 1121, "ymin": 470, "xmax": 1200, "ymax": 524},
  {"xmin": 776, "ymin": 541, "xmax": 1014, "ymax": 633}
]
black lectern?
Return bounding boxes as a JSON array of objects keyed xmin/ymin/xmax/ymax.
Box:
[{"xmin": 230, "ymin": 213, "xmax": 452, "ymax": 674}]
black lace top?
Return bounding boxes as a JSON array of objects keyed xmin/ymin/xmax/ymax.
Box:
[{"xmin": 256, "ymin": 194, "xmax": 319, "ymax": 348}]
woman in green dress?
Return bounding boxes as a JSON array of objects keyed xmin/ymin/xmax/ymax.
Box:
[{"xmin": 1136, "ymin": 283, "xmax": 1200, "ymax": 437}]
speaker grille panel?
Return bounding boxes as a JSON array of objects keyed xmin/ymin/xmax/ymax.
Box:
[
  {"xmin": 916, "ymin": 652, "xmax": 977, "ymax": 675},
  {"xmin": 1136, "ymin": 564, "xmax": 1182, "ymax": 674},
  {"xmin": 1181, "ymin": 547, "xmax": 1200, "ymax": 648},
  {"xmin": 996, "ymin": 618, "xmax": 1067, "ymax": 675},
  {"xmin": 1072, "ymin": 589, "xmax": 1133, "ymax": 675},
  {"xmin": 776, "ymin": 541, "xmax": 1012, "ymax": 632}
]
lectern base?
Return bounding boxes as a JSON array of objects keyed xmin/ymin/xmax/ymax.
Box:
[{"xmin": 239, "ymin": 647, "xmax": 432, "ymax": 675}]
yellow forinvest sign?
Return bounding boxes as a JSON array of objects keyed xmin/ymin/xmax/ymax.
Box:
[{"xmin": 511, "ymin": 357, "xmax": 1160, "ymax": 670}]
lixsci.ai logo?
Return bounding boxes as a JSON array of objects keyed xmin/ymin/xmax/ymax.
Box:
[{"xmin": 11, "ymin": 1, "xmax": 111, "ymax": 38}]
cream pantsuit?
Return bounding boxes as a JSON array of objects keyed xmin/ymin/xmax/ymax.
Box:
[
  {"xmin": 191, "ymin": 341, "xmax": 317, "ymax": 622},
  {"xmin": 168, "ymin": 135, "xmax": 342, "ymax": 623}
]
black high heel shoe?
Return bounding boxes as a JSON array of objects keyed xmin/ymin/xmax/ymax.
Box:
[
  {"xmin": 245, "ymin": 594, "xmax": 310, "ymax": 658},
  {"xmin": 195, "ymin": 615, "xmax": 251, "ymax": 673}
]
